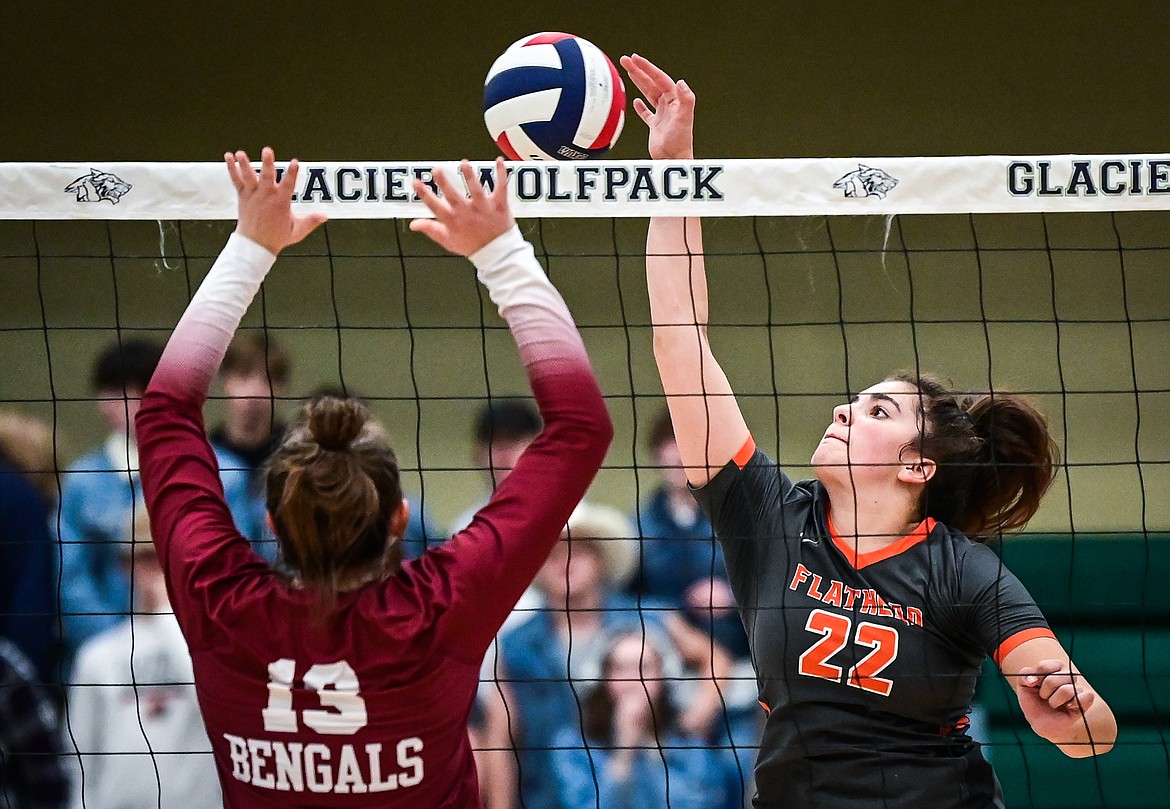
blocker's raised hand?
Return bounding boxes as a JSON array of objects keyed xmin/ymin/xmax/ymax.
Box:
[
  {"xmin": 410, "ymin": 158, "xmax": 515, "ymax": 257},
  {"xmin": 620, "ymin": 53, "xmax": 695, "ymax": 161},
  {"xmin": 225, "ymin": 147, "xmax": 328, "ymax": 255}
]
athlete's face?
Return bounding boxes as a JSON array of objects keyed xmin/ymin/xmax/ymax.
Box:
[{"xmin": 811, "ymin": 380, "xmax": 928, "ymax": 488}]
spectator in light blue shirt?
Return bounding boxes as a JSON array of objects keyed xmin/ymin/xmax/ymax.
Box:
[
  {"xmin": 551, "ymin": 629, "xmax": 742, "ymax": 809},
  {"xmin": 631, "ymin": 409, "xmax": 763, "ymax": 794},
  {"xmin": 495, "ymin": 502, "xmax": 734, "ymax": 809},
  {"xmin": 56, "ymin": 339, "xmax": 255, "ymax": 657}
]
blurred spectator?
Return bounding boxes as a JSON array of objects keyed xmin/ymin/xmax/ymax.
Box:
[
  {"xmin": 66, "ymin": 510, "xmax": 219, "ymax": 809},
  {"xmin": 0, "ymin": 637, "xmax": 69, "ymax": 809},
  {"xmin": 211, "ymin": 332, "xmax": 289, "ymax": 477},
  {"xmin": 303, "ymin": 385, "xmax": 441, "ymax": 558},
  {"xmin": 456, "ymin": 398, "xmax": 542, "ymax": 805},
  {"xmin": 209, "ymin": 333, "xmax": 291, "ymax": 562},
  {"xmin": 493, "ymin": 502, "xmax": 732, "ymax": 809},
  {"xmin": 0, "ymin": 411, "xmax": 61, "ymax": 684},
  {"xmin": 0, "ymin": 410, "xmax": 59, "ymax": 504},
  {"xmin": 56, "ymin": 338, "xmax": 254, "ymax": 656},
  {"xmin": 552, "ymin": 630, "xmax": 742, "ymax": 809},
  {"xmin": 451, "ymin": 398, "xmax": 542, "ymax": 532},
  {"xmin": 632, "ymin": 409, "xmax": 761, "ymax": 799},
  {"xmin": 630, "ymin": 409, "xmax": 748, "ymax": 657}
]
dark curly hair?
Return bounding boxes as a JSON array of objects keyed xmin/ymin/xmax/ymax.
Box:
[{"xmin": 891, "ymin": 372, "xmax": 1059, "ymax": 540}]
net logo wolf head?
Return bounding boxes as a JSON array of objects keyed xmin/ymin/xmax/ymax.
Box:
[
  {"xmin": 833, "ymin": 165, "xmax": 899, "ymax": 199},
  {"xmin": 64, "ymin": 169, "xmax": 133, "ymax": 204}
]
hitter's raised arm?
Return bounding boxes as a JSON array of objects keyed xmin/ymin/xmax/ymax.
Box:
[{"xmin": 624, "ymin": 53, "xmax": 750, "ymax": 486}]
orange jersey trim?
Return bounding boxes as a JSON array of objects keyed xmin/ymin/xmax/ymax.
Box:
[
  {"xmin": 993, "ymin": 627, "xmax": 1058, "ymax": 666},
  {"xmin": 732, "ymin": 435, "xmax": 756, "ymax": 469},
  {"xmin": 939, "ymin": 715, "xmax": 972, "ymax": 736},
  {"xmin": 827, "ymin": 514, "xmax": 937, "ymax": 570}
]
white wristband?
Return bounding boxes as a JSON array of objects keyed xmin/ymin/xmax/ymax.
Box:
[{"xmin": 468, "ymin": 225, "xmax": 551, "ymax": 316}]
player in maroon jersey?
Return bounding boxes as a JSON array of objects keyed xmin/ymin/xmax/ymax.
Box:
[
  {"xmin": 135, "ymin": 149, "xmax": 612, "ymax": 807},
  {"xmin": 620, "ymin": 54, "xmax": 1117, "ymax": 809}
]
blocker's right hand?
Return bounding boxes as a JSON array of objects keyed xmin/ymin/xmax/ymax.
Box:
[
  {"xmin": 225, "ymin": 147, "xmax": 327, "ymax": 255},
  {"xmin": 410, "ymin": 158, "xmax": 515, "ymax": 257},
  {"xmin": 620, "ymin": 54, "xmax": 695, "ymax": 161}
]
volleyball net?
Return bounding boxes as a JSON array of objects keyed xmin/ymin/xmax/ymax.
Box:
[{"xmin": 1, "ymin": 155, "xmax": 1167, "ymax": 808}]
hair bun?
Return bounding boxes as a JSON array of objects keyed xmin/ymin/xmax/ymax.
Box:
[{"xmin": 307, "ymin": 397, "xmax": 367, "ymax": 451}]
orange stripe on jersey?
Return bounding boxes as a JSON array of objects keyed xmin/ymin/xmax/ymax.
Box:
[
  {"xmin": 828, "ymin": 514, "xmax": 937, "ymax": 570},
  {"xmin": 758, "ymin": 699, "xmax": 771, "ymax": 714},
  {"xmin": 732, "ymin": 436, "xmax": 756, "ymax": 469},
  {"xmin": 939, "ymin": 715, "xmax": 971, "ymax": 736},
  {"xmin": 993, "ymin": 627, "xmax": 1057, "ymax": 666}
]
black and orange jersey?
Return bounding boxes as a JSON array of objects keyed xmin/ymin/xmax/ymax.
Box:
[{"xmin": 692, "ymin": 443, "xmax": 1054, "ymax": 809}]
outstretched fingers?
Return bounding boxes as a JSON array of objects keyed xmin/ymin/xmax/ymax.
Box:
[
  {"xmin": 460, "ymin": 160, "xmax": 485, "ymax": 203},
  {"xmin": 410, "ymin": 158, "xmax": 514, "ymax": 257},
  {"xmin": 290, "ymin": 208, "xmax": 329, "ymax": 245},
  {"xmin": 280, "ymin": 158, "xmax": 302, "ymax": 194},
  {"xmin": 622, "ymin": 53, "xmax": 678, "ymax": 105},
  {"xmin": 431, "ymin": 166, "xmax": 466, "ymax": 207},
  {"xmin": 631, "ymin": 97, "xmax": 655, "ymax": 126},
  {"xmin": 413, "ymin": 176, "xmax": 452, "ymax": 220},
  {"xmin": 409, "ymin": 176, "xmax": 452, "ymax": 247},
  {"xmin": 232, "ymin": 150, "xmax": 258, "ymax": 192},
  {"xmin": 490, "ymin": 157, "xmax": 509, "ymax": 207},
  {"xmin": 407, "ymin": 216, "xmax": 442, "ymax": 236},
  {"xmin": 227, "ymin": 146, "xmax": 326, "ymax": 253},
  {"xmin": 258, "ymin": 146, "xmax": 277, "ymax": 183},
  {"xmin": 224, "ymin": 152, "xmax": 246, "ymax": 192}
]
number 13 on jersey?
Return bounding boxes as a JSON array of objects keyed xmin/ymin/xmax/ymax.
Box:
[
  {"xmin": 222, "ymin": 658, "xmax": 424, "ymax": 795},
  {"xmin": 263, "ymin": 658, "xmax": 368, "ymax": 734}
]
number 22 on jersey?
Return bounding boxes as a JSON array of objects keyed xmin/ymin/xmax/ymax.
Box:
[{"xmin": 798, "ymin": 609, "xmax": 900, "ymax": 697}]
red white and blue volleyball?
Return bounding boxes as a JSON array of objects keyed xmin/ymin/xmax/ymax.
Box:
[{"xmin": 483, "ymin": 32, "xmax": 625, "ymax": 161}]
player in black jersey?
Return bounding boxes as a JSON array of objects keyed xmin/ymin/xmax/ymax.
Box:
[{"xmin": 620, "ymin": 53, "xmax": 1118, "ymax": 809}]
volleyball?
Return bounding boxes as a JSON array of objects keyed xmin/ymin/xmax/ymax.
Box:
[{"xmin": 483, "ymin": 32, "xmax": 626, "ymax": 161}]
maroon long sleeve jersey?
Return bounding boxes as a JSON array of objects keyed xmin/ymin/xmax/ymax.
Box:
[{"xmin": 136, "ymin": 237, "xmax": 611, "ymax": 806}]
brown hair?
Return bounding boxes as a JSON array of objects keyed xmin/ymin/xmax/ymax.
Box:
[
  {"xmin": 0, "ymin": 410, "xmax": 60, "ymax": 503},
  {"xmin": 892, "ymin": 373, "xmax": 1059, "ymax": 539},
  {"xmin": 265, "ymin": 397, "xmax": 403, "ymax": 613},
  {"xmin": 581, "ymin": 631, "xmax": 678, "ymax": 745},
  {"xmin": 222, "ymin": 333, "xmax": 291, "ymax": 387}
]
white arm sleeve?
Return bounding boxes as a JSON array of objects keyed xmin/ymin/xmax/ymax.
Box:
[
  {"xmin": 154, "ymin": 232, "xmax": 276, "ymax": 398},
  {"xmin": 469, "ymin": 225, "xmax": 589, "ymax": 375}
]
